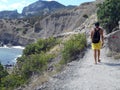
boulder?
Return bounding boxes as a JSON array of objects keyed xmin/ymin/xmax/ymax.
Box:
[{"xmin": 107, "ymin": 30, "xmax": 120, "ymax": 52}]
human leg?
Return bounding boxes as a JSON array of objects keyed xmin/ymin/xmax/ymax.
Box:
[
  {"xmin": 98, "ymin": 49, "xmax": 101, "ymax": 62},
  {"xmin": 94, "ymin": 49, "xmax": 97, "ymax": 64}
]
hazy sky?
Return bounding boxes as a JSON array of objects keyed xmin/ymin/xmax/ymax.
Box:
[{"xmin": 0, "ymin": 0, "xmax": 95, "ymax": 13}]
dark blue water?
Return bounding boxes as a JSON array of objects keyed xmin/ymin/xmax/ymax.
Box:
[{"xmin": 0, "ymin": 47, "xmax": 23, "ymax": 65}]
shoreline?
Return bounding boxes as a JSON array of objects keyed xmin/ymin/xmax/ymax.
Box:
[
  {"xmin": 0, "ymin": 45, "xmax": 25, "ymax": 49},
  {"xmin": 0, "ymin": 46, "xmax": 24, "ymax": 66}
]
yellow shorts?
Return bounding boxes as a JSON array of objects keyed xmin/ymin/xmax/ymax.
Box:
[{"xmin": 92, "ymin": 41, "xmax": 101, "ymax": 50}]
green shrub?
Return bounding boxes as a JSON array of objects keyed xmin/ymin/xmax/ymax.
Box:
[
  {"xmin": 0, "ymin": 63, "xmax": 8, "ymax": 84},
  {"xmin": 1, "ymin": 74, "xmax": 25, "ymax": 90},
  {"xmin": 17, "ymin": 52, "xmax": 54, "ymax": 79},
  {"xmin": 23, "ymin": 37, "xmax": 57, "ymax": 56},
  {"xmin": 97, "ymin": 0, "xmax": 120, "ymax": 33},
  {"xmin": 60, "ymin": 33, "xmax": 86, "ymax": 64}
]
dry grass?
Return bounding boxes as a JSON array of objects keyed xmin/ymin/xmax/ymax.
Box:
[{"xmin": 29, "ymin": 73, "xmax": 49, "ymax": 88}]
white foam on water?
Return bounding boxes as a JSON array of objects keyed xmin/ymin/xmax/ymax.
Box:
[{"xmin": 0, "ymin": 45, "xmax": 25, "ymax": 49}]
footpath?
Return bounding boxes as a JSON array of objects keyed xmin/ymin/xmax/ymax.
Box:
[{"xmin": 43, "ymin": 47, "xmax": 120, "ymax": 90}]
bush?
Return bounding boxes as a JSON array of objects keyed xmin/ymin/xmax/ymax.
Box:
[
  {"xmin": 60, "ymin": 33, "xmax": 86, "ymax": 64},
  {"xmin": 16, "ymin": 52, "xmax": 54, "ymax": 79},
  {"xmin": 1, "ymin": 74, "xmax": 25, "ymax": 90},
  {"xmin": 0, "ymin": 63, "xmax": 9, "ymax": 89},
  {"xmin": 97, "ymin": 0, "xmax": 120, "ymax": 34},
  {"xmin": 23, "ymin": 37, "xmax": 57, "ymax": 56},
  {"xmin": 17, "ymin": 37, "xmax": 57, "ymax": 81},
  {"xmin": 0, "ymin": 63, "xmax": 8, "ymax": 83}
]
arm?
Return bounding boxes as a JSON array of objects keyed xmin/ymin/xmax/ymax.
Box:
[
  {"xmin": 90, "ymin": 30, "xmax": 93, "ymax": 42},
  {"xmin": 100, "ymin": 29, "xmax": 104, "ymax": 46}
]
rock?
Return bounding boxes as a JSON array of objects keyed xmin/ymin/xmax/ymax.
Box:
[
  {"xmin": 107, "ymin": 30, "xmax": 120, "ymax": 52},
  {"xmin": 34, "ymin": 22, "xmax": 43, "ymax": 33}
]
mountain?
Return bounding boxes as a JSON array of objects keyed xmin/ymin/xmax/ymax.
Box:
[
  {"xmin": 0, "ymin": 1, "xmax": 97, "ymax": 46},
  {"xmin": 0, "ymin": 10, "xmax": 21, "ymax": 19},
  {"xmin": 22, "ymin": 0, "xmax": 66, "ymax": 16},
  {"xmin": 0, "ymin": 0, "xmax": 70, "ymax": 19}
]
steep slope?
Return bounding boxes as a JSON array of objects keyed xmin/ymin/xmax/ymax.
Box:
[
  {"xmin": 31, "ymin": 1, "xmax": 97, "ymax": 38},
  {"xmin": 0, "ymin": 1, "xmax": 98, "ymax": 46},
  {"xmin": 0, "ymin": 19, "xmax": 35, "ymax": 46}
]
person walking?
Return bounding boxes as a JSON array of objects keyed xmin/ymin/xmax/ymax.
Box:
[{"xmin": 91, "ymin": 22, "xmax": 104, "ymax": 64}]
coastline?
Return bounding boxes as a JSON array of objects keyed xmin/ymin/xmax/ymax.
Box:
[
  {"xmin": 13, "ymin": 55, "xmax": 22, "ymax": 63},
  {"xmin": 0, "ymin": 45, "xmax": 25, "ymax": 49},
  {"xmin": 0, "ymin": 46, "xmax": 24, "ymax": 66}
]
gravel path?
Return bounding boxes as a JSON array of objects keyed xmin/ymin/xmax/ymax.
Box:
[{"xmin": 42, "ymin": 48, "xmax": 120, "ymax": 90}]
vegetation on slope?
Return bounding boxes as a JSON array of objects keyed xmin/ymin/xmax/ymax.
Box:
[
  {"xmin": 97, "ymin": 0, "xmax": 120, "ymax": 34},
  {"xmin": 0, "ymin": 37, "xmax": 57, "ymax": 90},
  {"xmin": 60, "ymin": 33, "xmax": 87, "ymax": 65},
  {"xmin": 0, "ymin": 33, "xmax": 86, "ymax": 90}
]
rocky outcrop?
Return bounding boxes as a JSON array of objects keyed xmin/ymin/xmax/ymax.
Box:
[
  {"xmin": 106, "ymin": 21, "xmax": 120, "ymax": 52},
  {"xmin": 0, "ymin": 19, "xmax": 35, "ymax": 46},
  {"xmin": 107, "ymin": 30, "xmax": 120, "ymax": 52},
  {"xmin": 22, "ymin": 0, "xmax": 65, "ymax": 16},
  {"xmin": 38, "ymin": 1, "xmax": 96, "ymax": 37}
]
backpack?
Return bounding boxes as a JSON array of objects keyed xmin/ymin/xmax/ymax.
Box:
[{"xmin": 92, "ymin": 28, "xmax": 100, "ymax": 43}]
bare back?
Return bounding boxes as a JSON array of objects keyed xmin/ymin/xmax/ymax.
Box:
[{"xmin": 91, "ymin": 27, "xmax": 104, "ymax": 42}]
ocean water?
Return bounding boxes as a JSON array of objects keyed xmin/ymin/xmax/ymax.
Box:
[{"xmin": 0, "ymin": 46, "xmax": 24, "ymax": 65}]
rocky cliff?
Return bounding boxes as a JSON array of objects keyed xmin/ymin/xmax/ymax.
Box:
[
  {"xmin": 0, "ymin": 19, "xmax": 35, "ymax": 46},
  {"xmin": 0, "ymin": 0, "xmax": 99, "ymax": 46},
  {"xmin": 28, "ymin": 1, "xmax": 97, "ymax": 38}
]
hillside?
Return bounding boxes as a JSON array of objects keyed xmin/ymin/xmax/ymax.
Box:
[
  {"xmin": 16, "ymin": 12, "xmax": 97, "ymax": 90},
  {"xmin": 0, "ymin": 1, "xmax": 97, "ymax": 46},
  {"xmin": 3, "ymin": 0, "xmax": 120, "ymax": 90}
]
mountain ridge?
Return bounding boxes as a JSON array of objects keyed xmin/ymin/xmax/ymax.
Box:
[
  {"xmin": 0, "ymin": 0, "xmax": 76, "ymax": 19},
  {"xmin": 22, "ymin": 0, "xmax": 66, "ymax": 16}
]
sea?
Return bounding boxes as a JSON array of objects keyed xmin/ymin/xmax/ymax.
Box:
[{"xmin": 0, "ymin": 46, "xmax": 24, "ymax": 65}]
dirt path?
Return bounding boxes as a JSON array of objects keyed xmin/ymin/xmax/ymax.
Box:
[{"xmin": 42, "ymin": 47, "xmax": 120, "ymax": 90}]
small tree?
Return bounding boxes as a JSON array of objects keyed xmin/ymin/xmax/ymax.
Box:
[
  {"xmin": 0, "ymin": 63, "xmax": 8, "ymax": 84},
  {"xmin": 97, "ymin": 0, "xmax": 120, "ymax": 34}
]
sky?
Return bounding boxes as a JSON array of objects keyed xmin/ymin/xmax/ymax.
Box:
[{"xmin": 0, "ymin": 0, "xmax": 95, "ymax": 13}]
